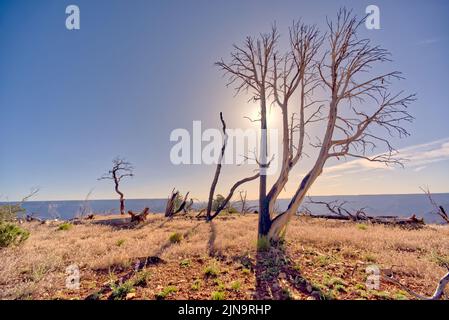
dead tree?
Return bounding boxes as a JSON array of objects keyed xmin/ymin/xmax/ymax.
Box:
[
  {"xmin": 207, "ymin": 174, "xmax": 259, "ymax": 221},
  {"xmin": 216, "ymin": 28, "xmax": 277, "ymax": 235},
  {"xmin": 268, "ymin": 10, "xmax": 415, "ymax": 241},
  {"xmin": 217, "ymin": 9, "xmax": 415, "ymax": 243},
  {"xmin": 306, "ymin": 198, "xmax": 368, "ymax": 221},
  {"xmin": 421, "ymin": 187, "xmax": 449, "ymax": 224},
  {"xmin": 303, "ymin": 199, "xmax": 424, "ymax": 228},
  {"xmin": 238, "ymin": 190, "xmax": 248, "ymax": 213},
  {"xmin": 205, "ymin": 113, "xmax": 259, "ymax": 221},
  {"xmin": 98, "ymin": 158, "xmax": 133, "ymax": 215},
  {"xmin": 165, "ymin": 189, "xmax": 190, "ymax": 218}
]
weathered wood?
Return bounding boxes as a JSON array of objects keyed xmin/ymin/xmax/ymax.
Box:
[
  {"xmin": 164, "ymin": 188, "xmax": 178, "ymax": 217},
  {"xmin": 208, "ymin": 173, "xmax": 260, "ymax": 221},
  {"xmin": 165, "ymin": 189, "xmax": 190, "ymax": 218},
  {"xmin": 206, "ymin": 112, "xmax": 228, "ymax": 221},
  {"xmin": 128, "ymin": 207, "xmax": 150, "ymax": 223},
  {"xmin": 205, "ymin": 112, "xmax": 260, "ymax": 222},
  {"xmin": 174, "ymin": 192, "xmax": 190, "ymax": 215},
  {"xmin": 383, "ymin": 269, "xmax": 449, "ymax": 300},
  {"xmin": 217, "ymin": 10, "xmax": 414, "ymax": 243},
  {"xmin": 301, "ymin": 213, "xmax": 425, "ymax": 228}
]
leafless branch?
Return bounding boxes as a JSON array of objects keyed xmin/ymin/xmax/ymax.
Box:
[{"xmin": 421, "ymin": 186, "xmax": 449, "ymax": 224}]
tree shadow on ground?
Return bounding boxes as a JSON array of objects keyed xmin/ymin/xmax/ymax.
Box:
[{"xmin": 254, "ymin": 244, "xmax": 325, "ymax": 300}]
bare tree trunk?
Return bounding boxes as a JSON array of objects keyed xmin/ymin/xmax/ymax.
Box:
[
  {"xmin": 269, "ymin": 98, "xmax": 338, "ymax": 241},
  {"xmin": 206, "ymin": 112, "xmax": 227, "ymax": 220},
  {"xmin": 208, "ymin": 173, "xmax": 259, "ymax": 221},
  {"xmin": 113, "ymin": 171, "xmax": 125, "ymax": 215}
]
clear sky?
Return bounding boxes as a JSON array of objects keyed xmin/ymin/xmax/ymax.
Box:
[{"xmin": 1, "ymin": 0, "xmax": 449, "ymax": 201}]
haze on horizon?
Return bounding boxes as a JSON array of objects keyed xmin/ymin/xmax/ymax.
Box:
[{"xmin": 1, "ymin": 0, "xmax": 449, "ymax": 202}]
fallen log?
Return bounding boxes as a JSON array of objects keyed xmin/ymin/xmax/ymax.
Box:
[
  {"xmin": 300, "ymin": 213, "xmax": 355, "ymax": 221},
  {"xmin": 301, "ymin": 213, "xmax": 425, "ymax": 228},
  {"xmin": 371, "ymin": 214, "xmax": 424, "ymax": 227}
]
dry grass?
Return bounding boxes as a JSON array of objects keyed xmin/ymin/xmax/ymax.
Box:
[{"xmin": 0, "ymin": 213, "xmax": 448, "ymax": 300}]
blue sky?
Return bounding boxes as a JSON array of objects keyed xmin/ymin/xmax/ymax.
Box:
[{"xmin": 1, "ymin": 0, "xmax": 449, "ymax": 201}]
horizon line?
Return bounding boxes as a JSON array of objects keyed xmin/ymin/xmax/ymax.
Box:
[{"xmin": 3, "ymin": 191, "xmax": 449, "ymax": 203}]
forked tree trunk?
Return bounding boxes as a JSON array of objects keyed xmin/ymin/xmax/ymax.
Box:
[
  {"xmin": 205, "ymin": 113, "xmax": 260, "ymax": 222},
  {"xmin": 268, "ymin": 98, "xmax": 338, "ymax": 241},
  {"xmin": 206, "ymin": 113, "xmax": 228, "ymax": 221},
  {"xmin": 216, "ymin": 11, "xmax": 415, "ymax": 248}
]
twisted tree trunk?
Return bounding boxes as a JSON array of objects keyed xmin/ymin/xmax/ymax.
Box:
[{"xmin": 113, "ymin": 171, "xmax": 125, "ymax": 215}]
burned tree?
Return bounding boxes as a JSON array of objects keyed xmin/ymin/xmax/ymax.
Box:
[
  {"xmin": 165, "ymin": 189, "xmax": 190, "ymax": 218},
  {"xmin": 98, "ymin": 158, "xmax": 134, "ymax": 215},
  {"xmin": 205, "ymin": 112, "xmax": 259, "ymax": 221},
  {"xmin": 217, "ymin": 9, "xmax": 415, "ymax": 243}
]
